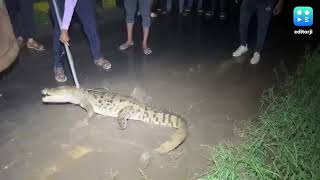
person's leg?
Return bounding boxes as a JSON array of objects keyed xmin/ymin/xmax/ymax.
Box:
[
  {"xmin": 119, "ymin": 0, "xmax": 137, "ymax": 50},
  {"xmin": 18, "ymin": 0, "xmax": 35, "ymax": 39},
  {"xmin": 255, "ymin": 1, "xmax": 273, "ymax": 53},
  {"xmin": 186, "ymin": 0, "xmax": 193, "ymax": 10},
  {"xmin": 49, "ymin": 0, "xmax": 67, "ymax": 82},
  {"xmin": 75, "ymin": 0, "xmax": 111, "ymax": 69},
  {"xmin": 179, "ymin": 0, "xmax": 184, "ymax": 13},
  {"xmin": 4, "ymin": 0, "xmax": 18, "ymax": 31},
  {"xmin": 18, "ymin": 0, "xmax": 45, "ymax": 51},
  {"xmin": 4, "ymin": 0, "xmax": 22, "ymax": 45},
  {"xmin": 197, "ymin": 0, "xmax": 203, "ymax": 13},
  {"xmin": 205, "ymin": 0, "xmax": 216, "ymax": 16},
  {"xmin": 166, "ymin": 0, "xmax": 172, "ymax": 12},
  {"xmin": 139, "ymin": 0, "xmax": 153, "ymax": 54},
  {"xmin": 240, "ymin": 0, "xmax": 255, "ymax": 47},
  {"xmin": 219, "ymin": 0, "xmax": 227, "ymax": 20},
  {"xmin": 184, "ymin": 0, "xmax": 193, "ymax": 14},
  {"xmin": 161, "ymin": 0, "xmax": 168, "ymax": 14},
  {"xmin": 250, "ymin": 0, "xmax": 273, "ymax": 64},
  {"xmin": 151, "ymin": 0, "xmax": 157, "ymax": 11},
  {"xmin": 219, "ymin": 0, "xmax": 227, "ymax": 12},
  {"xmin": 232, "ymin": 0, "xmax": 255, "ymax": 57},
  {"xmin": 150, "ymin": 0, "xmax": 158, "ymax": 17}
]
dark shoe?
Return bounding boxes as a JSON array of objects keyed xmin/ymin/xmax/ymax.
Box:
[{"xmin": 183, "ymin": 9, "xmax": 191, "ymax": 16}]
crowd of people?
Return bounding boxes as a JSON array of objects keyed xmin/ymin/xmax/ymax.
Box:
[
  {"xmin": 150, "ymin": 0, "xmax": 228, "ymax": 20},
  {"xmin": 4, "ymin": 0, "xmax": 284, "ymax": 83}
]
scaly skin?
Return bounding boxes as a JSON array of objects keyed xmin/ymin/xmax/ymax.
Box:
[{"xmin": 41, "ymin": 86, "xmax": 188, "ymax": 155}]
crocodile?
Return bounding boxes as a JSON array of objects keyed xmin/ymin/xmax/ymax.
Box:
[{"xmin": 41, "ymin": 86, "xmax": 188, "ymax": 155}]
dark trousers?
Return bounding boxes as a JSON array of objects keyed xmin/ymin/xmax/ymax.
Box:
[
  {"xmin": 186, "ymin": 0, "xmax": 203, "ymax": 10},
  {"xmin": 152, "ymin": 0, "xmax": 163, "ymax": 11},
  {"xmin": 239, "ymin": 0, "xmax": 274, "ymax": 52},
  {"xmin": 211, "ymin": 0, "xmax": 227, "ymax": 12},
  {"xmin": 49, "ymin": 0, "xmax": 102, "ymax": 68},
  {"xmin": 4, "ymin": 0, "xmax": 36, "ymax": 39},
  {"xmin": 152, "ymin": 0, "xmax": 184, "ymax": 13}
]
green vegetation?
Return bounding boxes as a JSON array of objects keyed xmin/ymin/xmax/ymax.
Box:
[
  {"xmin": 33, "ymin": 1, "xmax": 49, "ymax": 24},
  {"xmin": 206, "ymin": 49, "xmax": 320, "ymax": 180},
  {"xmin": 102, "ymin": 0, "xmax": 117, "ymax": 9}
]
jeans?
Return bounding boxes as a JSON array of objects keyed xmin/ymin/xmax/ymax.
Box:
[
  {"xmin": 124, "ymin": 0, "xmax": 152, "ymax": 28},
  {"xmin": 49, "ymin": 0, "xmax": 102, "ymax": 68},
  {"xmin": 239, "ymin": 0, "xmax": 274, "ymax": 52},
  {"xmin": 4, "ymin": 0, "xmax": 36, "ymax": 39}
]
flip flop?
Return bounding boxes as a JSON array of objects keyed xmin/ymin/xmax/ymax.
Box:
[
  {"xmin": 95, "ymin": 58, "xmax": 112, "ymax": 70},
  {"xmin": 54, "ymin": 67, "xmax": 67, "ymax": 82},
  {"xmin": 27, "ymin": 39, "xmax": 45, "ymax": 51},
  {"xmin": 119, "ymin": 42, "xmax": 134, "ymax": 51},
  {"xmin": 143, "ymin": 47, "xmax": 152, "ymax": 55}
]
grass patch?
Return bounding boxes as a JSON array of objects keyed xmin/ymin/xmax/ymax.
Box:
[
  {"xmin": 102, "ymin": 0, "xmax": 117, "ymax": 9},
  {"xmin": 33, "ymin": 10, "xmax": 50, "ymax": 25},
  {"xmin": 33, "ymin": 2, "xmax": 50, "ymax": 24},
  {"xmin": 206, "ymin": 49, "xmax": 320, "ymax": 180}
]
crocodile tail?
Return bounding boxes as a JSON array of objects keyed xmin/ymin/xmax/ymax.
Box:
[{"xmin": 153, "ymin": 116, "xmax": 188, "ymax": 154}]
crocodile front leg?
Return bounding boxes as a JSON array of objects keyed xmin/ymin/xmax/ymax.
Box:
[
  {"xmin": 69, "ymin": 101, "xmax": 95, "ymax": 144},
  {"xmin": 117, "ymin": 106, "xmax": 134, "ymax": 130},
  {"xmin": 75, "ymin": 101, "xmax": 95, "ymax": 128}
]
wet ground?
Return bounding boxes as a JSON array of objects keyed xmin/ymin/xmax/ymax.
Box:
[{"xmin": 0, "ymin": 7, "xmax": 305, "ymax": 180}]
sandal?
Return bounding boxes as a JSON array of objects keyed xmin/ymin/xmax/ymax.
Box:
[
  {"xmin": 26, "ymin": 39, "xmax": 45, "ymax": 51},
  {"xmin": 95, "ymin": 58, "xmax": 112, "ymax": 70},
  {"xmin": 119, "ymin": 42, "xmax": 134, "ymax": 51},
  {"xmin": 54, "ymin": 67, "xmax": 67, "ymax": 82},
  {"xmin": 143, "ymin": 47, "xmax": 152, "ymax": 55}
]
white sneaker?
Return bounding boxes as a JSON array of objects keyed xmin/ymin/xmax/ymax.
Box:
[
  {"xmin": 250, "ymin": 52, "xmax": 260, "ymax": 64},
  {"xmin": 232, "ymin": 45, "xmax": 248, "ymax": 57}
]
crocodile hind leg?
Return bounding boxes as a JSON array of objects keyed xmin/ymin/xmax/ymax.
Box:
[{"xmin": 117, "ymin": 106, "xmax": 134, "ymax": 130}]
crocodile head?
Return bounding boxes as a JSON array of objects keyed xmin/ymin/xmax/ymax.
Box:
[{"xmin": 42, "ymin": 86, "xmax": 80, "ymax": 103}]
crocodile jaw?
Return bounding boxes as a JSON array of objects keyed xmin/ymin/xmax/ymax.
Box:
[
  {"xmin": 42, "ymin": 94, "xmax": 71, "ymax": 103},
  {"xmin": 42, "ymin": 87, "xmax": 73, "ymax": 103}
]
